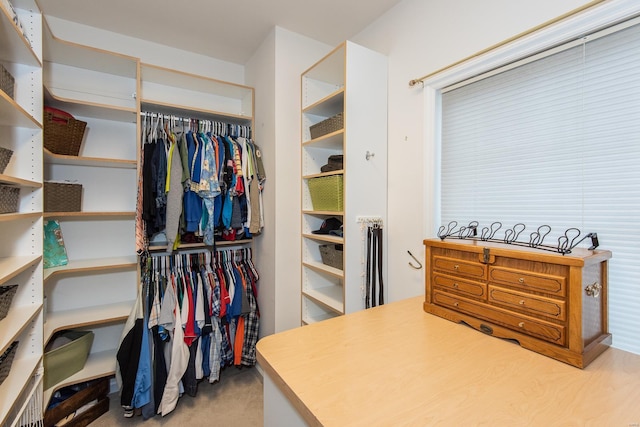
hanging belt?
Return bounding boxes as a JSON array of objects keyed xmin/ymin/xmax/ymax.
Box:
[
  {"xmin": 376, "ymin": 226, "xmax": 384, "ymax": 306},
  {"xmin": 365, "ymin": 226, "xmax": 372, "ymax": 309}
]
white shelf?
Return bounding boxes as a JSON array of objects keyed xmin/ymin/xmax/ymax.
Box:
[
  {"xmin": 43, "ymin": 255, "xmax": 137, "ymax": 283},
  {"xmin": 0, "ymin": 173, "xmax": 42, "ymax": 187},
  {"xmin": 0, "ymin": 255, "xmax": 40, "ymax": 285},
  {"xmin": 141, "ymin": 62, "xmax": 252, "ymax": 101},
  {"xmin": 0, "ymin": 90, "xmax": 41, "ymax": 128},
  {"xmin": 302, "ymin": 287, "xmax": 344, "ymax": 314},
  {"xmin": 42, "ymin": 20, "xmax": 136, "ymax": 78},
  {"xmin": 302, "ymin": 233, "xmax": 343, "ymax": 245},
  {"xmin": 302, "ymin": 260, "xmax": 343, "ymax": 278},
  {"xmin": 44, "ymin": 86, "xmax": 137, "ymax": 123},
  {"xmin": 140, "ymin": 63, "xmax": 253, "ymax": 123},
  {"xmin": 0, "ymin": 304, "xmax": 40, "ymax": 352},
  {"xmin": 302, "ymin": 129, "xmax": 344, "ymax": 148},
  {"xmin": 0, "ymin": 2, "xmax": 40, "ymax": 67},
  {"xmin": 44, "ymin": 300, "xmax": 133, "ymax": 343},
  {"xmin": 302, "ymin": 89, "xmax": 344, "ymax": 116},
  {"xmin": 43, "ymin": 348, "xmax": 117, "ymax": 405},
  {"xmin": 0, "ymin": 353, "xmax": 41, "ymax": 427},
  {"xmin": 43, "ymin": 149, "xmax": 136, "ymax": 169},
  {"xmin": 0, "ymin": 212, "xmax": 40, "ymax": 223},
  {"xmin": 43, "ymin": 211, "xmax": 135, "ymax": 219}
]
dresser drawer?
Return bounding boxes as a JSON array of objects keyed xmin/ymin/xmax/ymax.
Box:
[
  {"xmin": 488, "ymin": 266, "xmax": 565, "ymax": 296},
  {"xmin": 488, "ymin": 285, "xmax": 566, "ymax": 321},
  {"xmin": 433, "ymin": 256, "xmax": 486, "ymax": 280},
  {"xmin": 433, "ymin": 273, "xmax": 486, "ymax": 300},
  {"xmin": 433, "ymin": 290, "xmax": 565, "ymax": 345}
]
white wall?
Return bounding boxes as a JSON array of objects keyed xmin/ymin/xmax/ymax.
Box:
[
  {"xmin": 246, "ymin": 27, "xmax": 332, "ymax": 336},
  {"xmin": 350, "ymin": 0, "xmax": 595, "ymax": 302}
]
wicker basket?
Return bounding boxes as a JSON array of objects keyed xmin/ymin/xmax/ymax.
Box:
[
  {"xmin": 0, "ymin": 184, "xmax": 20, "ymax": 214},
  {"xmin": 0, "ymin": 285, "xmax": 18, "ymax": 320},
  {"xmin": 0, "ymin": 341, "xmax": 19, "ymax": 387},
  {"xmin": 1, "ymin": 64, "xmax": 15, "ymax": 99},
  {"xmin": 43, "ymin": 108, "xmax": 86, "ymax": 156},
  {"xmin": 0, "ymin": 284, "xmax": 19, "ymax": 321},
  {"xmin": 44, "ymin": 182, "xmax": 82, "ymax": 212},
  {"xmin": 308, "ymin": 175, "xmax": 343, "ymax": 211},
  {"xmin": 310, "ymin": 112, "xmax": 344, "ymax": 139},
  {"xmin": 319, "ymin": 244, "xmax": 344, "ymax": 270},
  {"xmin": 0, "ymin": 147, "xmax": 13, "ymax": 174}
]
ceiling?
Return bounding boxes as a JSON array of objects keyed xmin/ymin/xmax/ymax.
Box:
[{"xmin": 37, "ymin": 0, "xmax": 403, "ymax": 65}]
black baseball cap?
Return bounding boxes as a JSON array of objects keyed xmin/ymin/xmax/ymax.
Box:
[{"xmin": 312, "ymin": 217, "xmax": 342, "ymax": 235}]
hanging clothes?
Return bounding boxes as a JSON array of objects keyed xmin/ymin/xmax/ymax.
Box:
[
  {"xmin": 117, "ymin": 248, "xmax": 261, "ymax": 419},
  {"xmin": 138, "ymin": 112, "xmax": 264, "ymax": 250}
]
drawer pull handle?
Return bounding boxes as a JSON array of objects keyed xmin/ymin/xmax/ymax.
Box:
[
  {"xmin": 518, "ymin": 322, "xmax": 525, "ymax": 328},
  {"xmin": 480, "ymin": 324, "xmax": 493, "ymax": 335},
  {"xmin": 518, "ymin": 278, "xmax": 525, "ymax": 283},
  {"xmin": 519, "ymin": 300, "xmax": 525, "ymax": 305},
  {"xmin": 454, "ymin": 264, "xmax": 459, "ymax": 270},
  {"xmin": 453, "ymin": 283, "xmax": 459, "ymax": 288},
  {"xmin": 585, "ymin": 282, "xmax": 602, "ymax": 298},
  {"xmin": 454, "ymin": 302, "xmax": 459, "ymax": 307}
]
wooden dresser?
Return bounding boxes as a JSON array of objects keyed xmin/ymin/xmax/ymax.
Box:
[{"xmin": 423, "ymin": 238, "xmax": 612, "ymax": 368}]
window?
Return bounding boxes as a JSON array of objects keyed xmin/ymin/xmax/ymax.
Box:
[{"xmin": 424, "ymin": 3, "xmax": 640, "ymax": 355}]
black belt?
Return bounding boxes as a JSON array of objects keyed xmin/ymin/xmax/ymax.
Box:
[{"xmin": 365, "ymin": 224, "xmax": 384, "ymax": 308}]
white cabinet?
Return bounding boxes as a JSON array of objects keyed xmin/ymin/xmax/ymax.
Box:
[
  {"xmin": 300, "ymin": 42, "xmax": 387, "ymax": 324},
  {"xmin": 0, "ymin": 0, "xmax": 43, "ymax": 424},
  {"xmin": 41, "ymin": 22, "xmax": 138, "ymax": 405}
]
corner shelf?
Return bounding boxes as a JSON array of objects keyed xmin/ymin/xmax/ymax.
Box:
[
  {"xmin": 43, "ymin": 148, "xmax": 136, "ymax": 169},
  {"xmin": 43, "ymin": 255, "xmax": 137, "ymax": 284}
]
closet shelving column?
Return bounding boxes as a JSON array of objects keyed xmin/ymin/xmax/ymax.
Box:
[
  {"xmin": 41, "ymin": 21, "xmax": 139, "ymax": 406},
  {"xmin": 139, "ymin": 63, "xmax": 255, "ymax": 249},
  {"xmin": 300, "ymin": 41, "xmax": 388, "ymax": 325},
  {"xmin": 0, "ymin": 0, "xmax": 43, "ymax": 424}
]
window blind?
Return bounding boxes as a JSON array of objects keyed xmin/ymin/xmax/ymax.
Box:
[{"xmin": 440, "ymin": 21, "xmax": 640, "ymax": 354}]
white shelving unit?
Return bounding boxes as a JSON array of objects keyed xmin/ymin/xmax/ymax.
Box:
[
  {"xmin": 0, "ymin": 0, "xmax": 43, "ymax": 424},
  {"xmin": 40, "ymin": 18, "xmax": 139, "ymax": 407},
  {"xmin": 300, "ymin": 41, "xmax": 387, "ymax": 325}
]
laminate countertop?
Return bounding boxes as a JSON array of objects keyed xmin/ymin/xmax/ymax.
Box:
[{"xmin": 256, "ymin": 296, "xmax": 640, "ymax": 426}]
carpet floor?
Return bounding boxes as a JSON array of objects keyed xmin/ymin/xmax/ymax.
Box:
[{"xmin": 90, "ymin": 366, "xmax": 263, "ymax": 426}]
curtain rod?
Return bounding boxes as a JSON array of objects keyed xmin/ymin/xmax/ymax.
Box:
[{"xmin": 408, "ymin": 0, "xmax": 606, "ymax": 87}]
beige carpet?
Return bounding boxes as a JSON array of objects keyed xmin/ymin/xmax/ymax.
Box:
[{"xmin": 90, "ymin": 367, "xmax": 263, "ymax": 426}]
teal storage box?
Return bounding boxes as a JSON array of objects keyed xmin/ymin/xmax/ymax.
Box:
[{"xmin": 44, "ymin": 330, "xmax": 94, "ymax": 390}]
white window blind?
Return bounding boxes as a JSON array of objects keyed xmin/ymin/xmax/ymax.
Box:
[{"xmin": 440, "ymin": 20, "xmax": 640, "ymax": 354}]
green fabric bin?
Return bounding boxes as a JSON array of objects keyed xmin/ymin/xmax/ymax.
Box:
[{"xmin": 44, "ymin": 330, "xmax": 94, "ymax": 390}]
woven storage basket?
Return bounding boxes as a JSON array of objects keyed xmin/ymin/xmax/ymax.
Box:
[
  {"xmin": 310, "ymin": 112, "xmax": 344, "ymax": 139},
  {"xmin": 319, "ymin": 244, "xmax": 343, "ymax": 270},
  {"xmin": 0, "ymin": 341, "xmax": 19, "ymax": 387},
  {"xmin": 43, "ymin": 108, "xmax": 86, "ymax": 156},
  {"xmin": 0, "ymin": 147, "xmax": 13, "ymax": 174},
  {"xmin": 308, "ymin": 175, "xmax": 343, "ymax": 211},
  {"xmin": 0, "ymin": 184, "xmax": 19, "ymax": 214},
  {"xmin": 1, "ymin": 64, "xmax": 15, "ymax": 99},
  {"xmin": 0, "ymin": 284, "xmax": 19, "ymax": 321},
  {"xmin": 44, "ymin": 182, "xmax": 82, "ymax": 212}
]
